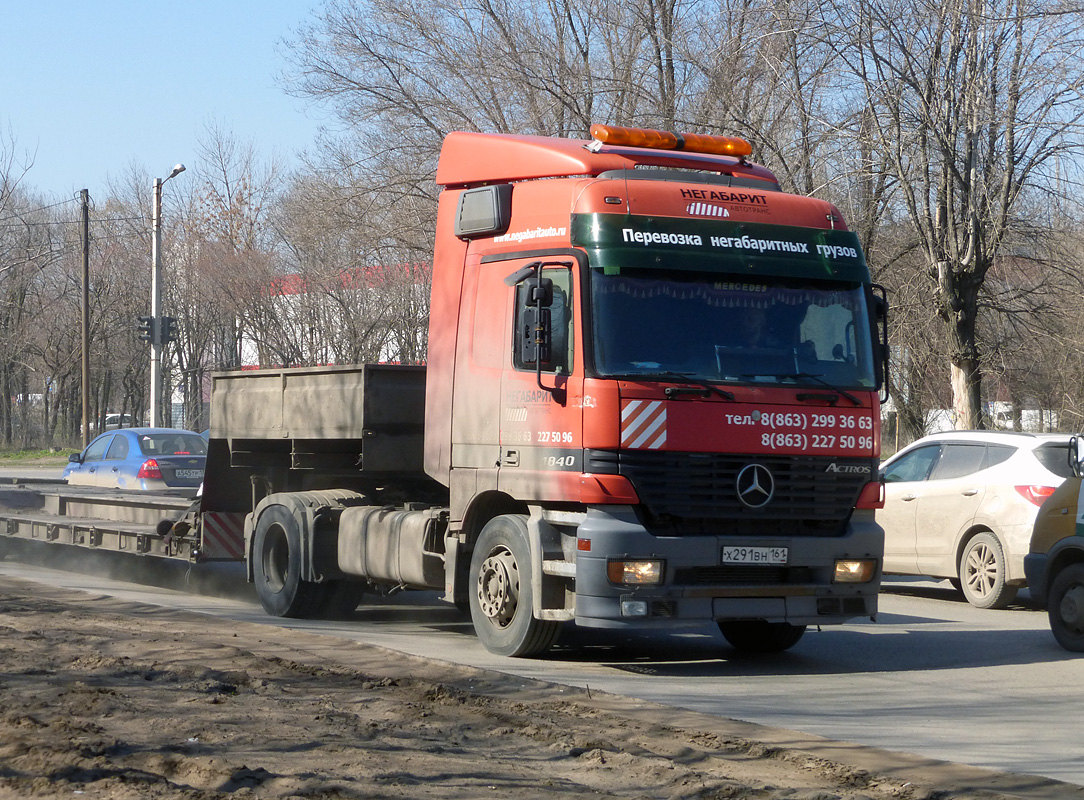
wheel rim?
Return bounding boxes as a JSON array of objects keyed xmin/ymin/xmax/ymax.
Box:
[
  {"xmin": 964, "ymin": 542, "xmax": 998, "ymax": 599},
  {"xmin": 1057, "ymin": 584, "xmax": 1084, "ymax": 636},
  {"xmin": 476, "ymin": 546, "xmax": 519, "ymax": 628},
  {"xmin": 262, "ymin": 524, "xmax": 289, "ymax": 593}
]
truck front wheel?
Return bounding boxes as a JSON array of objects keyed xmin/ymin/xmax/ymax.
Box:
[
  {"xmin": 1048, "ymin": 563, "xmax": 1084, "ymax": 652},
  {"xmin": 718, "ymin": 620, "xmax": 806, "ymax": 653},
  {"xmin": 252, "ymin": 505, "xmax": 324, "ymax": 618},
  {"xmin": 469, "ymin": 515, "xmax": 559, "ymax": 657}
]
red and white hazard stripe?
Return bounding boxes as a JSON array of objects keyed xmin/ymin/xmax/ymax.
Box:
[
  {"xmin": 621, "ymin": 400, "xmax": 667, "ymax": 449},
  {"xmin": 199, "ymin": 512, "xmax": 246, "ymax": 560}
]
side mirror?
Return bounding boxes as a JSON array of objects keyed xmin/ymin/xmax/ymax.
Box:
[
  {"xmin": 519, "ymin": 306, "xmax": 553, "ymax": 366},
  {"xmin": 1069, "ymin": 436, "xmax": 1084, "ymax": 479},
  {"xmin": 869, "ymin": 284, "xmax": 889, "ymax": 401},
  {"xmin": 516, "ymin": 275, "xmax": 555, "ymax": 367},
  {"xmin": 68, "ymin": 453, "xmax": 82, "ymax": 464},
  {"xmin": 507, "ymin": 260, "xmax": 570, "ymax": 405}
]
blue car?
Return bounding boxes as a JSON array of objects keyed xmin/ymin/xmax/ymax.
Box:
[{"xmin": 64, "ymin": 427, "xmax": 207, "ymax": 491}]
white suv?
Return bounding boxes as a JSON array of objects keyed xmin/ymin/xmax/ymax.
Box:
[{"xmin": 878, "ymin": 430, "xmax": 1073, "ymax": 608}]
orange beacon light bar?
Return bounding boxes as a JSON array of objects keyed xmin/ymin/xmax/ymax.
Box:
[{"xmin": 590, "ymin": 123, "xmax": 753, "ymax": 158}]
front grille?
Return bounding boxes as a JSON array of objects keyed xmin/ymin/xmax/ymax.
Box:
[{"xmin": 587, "ymin": 449, "xmax": 873, "ymax": 534}]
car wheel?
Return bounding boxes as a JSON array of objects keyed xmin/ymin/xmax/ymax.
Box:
[
  {"xmin": 468, "ymin": 514, "xmax": 560, "ymax": 657},
  {"xmin": 718, "ymin": 621, "xmax": 806, "ymax": 653},
  {"xmin": 958, "ymin": 532, "xmax": 1017, "ymax": 609},
  {"xmin": 1047, "ymin": 563, "xmax": 1084, "ymax": 652}
]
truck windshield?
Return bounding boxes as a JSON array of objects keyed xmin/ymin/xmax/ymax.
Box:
[{"xmin": 589, "ymin": 269, "xmax": 877, "ymax": 389}]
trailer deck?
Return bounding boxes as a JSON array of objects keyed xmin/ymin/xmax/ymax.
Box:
[{"xmin": 0, "ymin": 483, "xmax": 204, "ymax": 561}]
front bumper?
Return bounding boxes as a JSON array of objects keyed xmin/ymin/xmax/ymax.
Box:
[{"xmin": 572, "ymin": 506, "xmax": 883, "ymax": 628}]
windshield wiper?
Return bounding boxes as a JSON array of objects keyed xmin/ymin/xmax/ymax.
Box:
[
  {"xmin": 611, "ymin": 371, "xmax": 736, "ymax": 401},
  {"xmin": 764, "ymin": 372, "xmax": 862, "ymax": 407}
]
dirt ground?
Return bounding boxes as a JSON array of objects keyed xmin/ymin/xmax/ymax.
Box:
[{"xmin": 0, "ymin": 572, "xmax": 1072, "ymax": 800}]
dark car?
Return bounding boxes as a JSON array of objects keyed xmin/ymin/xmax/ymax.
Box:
[
  {"xmin": 1027, "ymin": 434, "xmax": 1084, "ymax": 652},
  {"xmin": 63, "ymin": 427, "xmax": 207, "ymax": 491}
]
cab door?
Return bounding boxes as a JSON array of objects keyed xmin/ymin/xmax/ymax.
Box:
[{"xmin": 499, "ymin": 261, "xmax": 583, "ymax": 501}]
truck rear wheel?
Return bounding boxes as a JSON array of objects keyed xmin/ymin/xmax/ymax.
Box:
[
  {"xmin": 469, "ymin": 514, "xmax": 559, "ymax": 657},
  {"xmin": 1048, "ymin": 563, "xmax": 1084, "ymax": 652},
  {"xmin": 252, "ymin": 505, "xmax": 325, "ymax": 618},
  {"xmin": 718, "ymin": 620, "xmax": 806, "ymax": 653},
  {"xmin": 315, "ymin": 580, "xmax": 366, "ymax": 619}
]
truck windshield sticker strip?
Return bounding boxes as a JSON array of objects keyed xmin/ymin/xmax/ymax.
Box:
[{"xmin": 594, "ymin": 277, "xmax": 853, "ymax": 310}]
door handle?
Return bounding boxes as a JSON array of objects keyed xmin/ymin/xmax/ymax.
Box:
[{"xmin": 961, "ymin": 488, "xmax": 979, "ymax": 496}]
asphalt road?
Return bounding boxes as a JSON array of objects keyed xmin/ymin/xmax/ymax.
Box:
[{"xmin": 0, "ymin": 543, "xmax": 1079, "ymax": 792}]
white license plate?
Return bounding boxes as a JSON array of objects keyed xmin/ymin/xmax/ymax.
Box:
[
  {"xmin": 175, "ymin": 469, "xmax": 203, "ymax": 479},
  {"xmin": 722, "ymin": 546, "xmax": 788, "ymax": 565}
]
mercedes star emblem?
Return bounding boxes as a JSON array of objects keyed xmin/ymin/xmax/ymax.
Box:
[{"xmin": 736, "ymin": 463, "xmax": 775, "ymax": 508}]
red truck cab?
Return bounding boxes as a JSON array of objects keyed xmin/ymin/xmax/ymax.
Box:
[{"xmin": 424, "ymin": 125, "xmax": 887, "ymax": 655}]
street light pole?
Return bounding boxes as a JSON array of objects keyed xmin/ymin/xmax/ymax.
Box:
[{"xmin": 149, "ymin": 164, "xmax": 185, "ymax": 428}]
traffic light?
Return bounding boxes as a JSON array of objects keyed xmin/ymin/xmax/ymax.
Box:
[
  {"xmin": 137, "ymin": 316, "xmax": 156, "ymax": 343},
  {"xmin": 160, "ymin": 316, "xmax": 177, "ymax": 344}
]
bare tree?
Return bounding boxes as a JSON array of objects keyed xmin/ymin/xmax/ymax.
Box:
[
  {"xmin": 829, "ymin": 0, "xmax": 1084, "ymax": 428},
  {"xmin": 176, "ymin": 125, "xmax": 288, "ymax": 423}
]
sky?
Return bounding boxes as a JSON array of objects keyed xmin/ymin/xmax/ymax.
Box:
[{"xmin": 2, "ymin": 1, "xmax": 329, "ymax": 202}]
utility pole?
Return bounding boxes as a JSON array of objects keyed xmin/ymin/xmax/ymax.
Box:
[
  {"xmin": 80, "ymin": 189, "xmax": 90, "ymax": 446},
  {"xmin": 150, "ymin": 178, "xmax": 163, "ymax": 427},
  {"xmin": 149, "ymin": 164, "xmax": 185, "ymax": 427}
]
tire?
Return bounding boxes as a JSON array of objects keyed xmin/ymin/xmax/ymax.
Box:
[
  {"xmin": 314, "ymin": 580, "xmax": 366, "ymax": 619},
  {"xmin": 718, "ymin": 620, "xmax": 806, "ymax": 653},
  {"xmin": 468, "ymin": 515, "xmax": 560, "ymax": 657},
  {"xmin": 1047, "ymin": 563, "xmax": 1084, "ymax": 652},
  {"xmin": 959, "ymin": 532, "xmax": 1017, "ymax": 609},
  {"xmin": 251, "ymin": 505, "xmax": 325, "ymax": 618}
]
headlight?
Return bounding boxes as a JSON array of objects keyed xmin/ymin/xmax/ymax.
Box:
[
  {"xmin": 833, "ymin": 559, "xmax": 877, "ymax": 583},
  {"xmin": 607, "ymin": 558, "xmax": 664, "ymax": 585}
]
